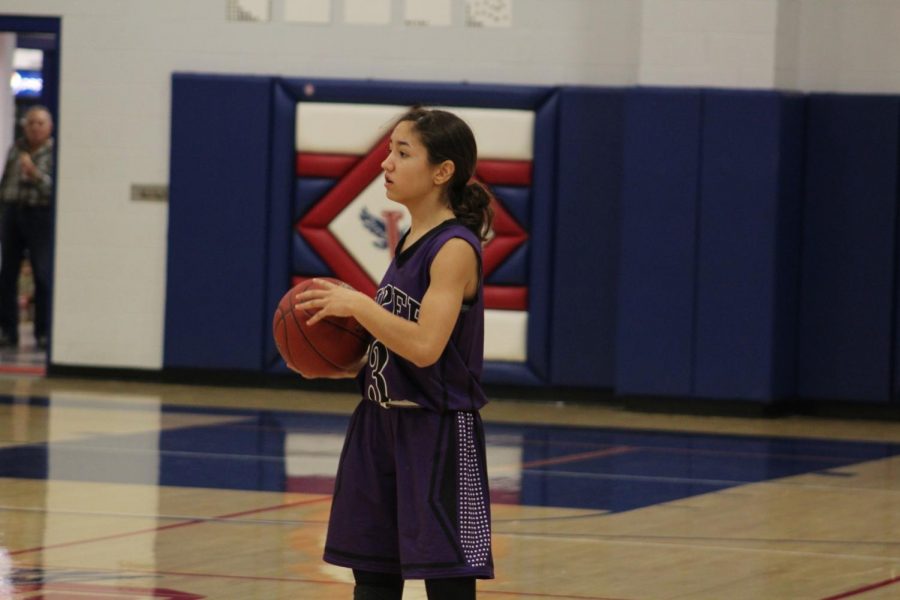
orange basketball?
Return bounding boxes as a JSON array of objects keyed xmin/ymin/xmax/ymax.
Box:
[{"xmin": 272, "ymin": 278, "xmax": 370, "ymax": 378}]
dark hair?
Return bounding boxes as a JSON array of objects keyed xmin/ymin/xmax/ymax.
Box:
[{"xmin": 396, "ymin": 107, "xmax": 494, "ymax": 241}]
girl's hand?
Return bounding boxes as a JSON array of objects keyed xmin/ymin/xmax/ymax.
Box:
[{"xmin": 295, "ymin": 279, "xmax": 363, "ymax": 326}]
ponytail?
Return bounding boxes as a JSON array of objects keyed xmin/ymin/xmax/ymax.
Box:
[
  {"xmin": 397, "ymin": 107, "xmax": 494, "ymax": 240},
  {"xmin": 450, "ymin": 181, "xmax": 494, "ymax": 242}
]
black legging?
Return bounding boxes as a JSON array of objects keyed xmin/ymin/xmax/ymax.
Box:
[{"xmin": 353, "ymin": 569, "xmax": 475, "ymax": 600}]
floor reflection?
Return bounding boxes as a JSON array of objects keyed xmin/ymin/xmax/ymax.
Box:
[
  {"xmin": 2, "ymin": 393, "xmax": 899, "ymax": 513},
  {"xmin": 0, "ymin": 322, "xmax": 46, "ymax": 377},
  {"xmin": 0, "ymin": 547, "xmax": 10, "ymax": 599},
  {"xmin": 2, "ymin": 382, "xmax": 900, "ymax": 599}
]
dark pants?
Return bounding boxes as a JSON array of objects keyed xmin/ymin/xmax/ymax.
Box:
[
  {"xmin": 0, "ymin": 204, "xmax": 52, "ymax": 342},
  {"xmin": 353, "ymin": 570, "xmax": 476, "ymax": 600}
]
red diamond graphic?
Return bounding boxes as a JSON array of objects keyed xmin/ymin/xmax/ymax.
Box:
[{"xmin": 297, "ymin": 135, "xmax": 529, "ymax": 302}]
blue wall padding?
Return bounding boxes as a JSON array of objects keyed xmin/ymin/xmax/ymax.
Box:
[
  {"xmin": 491, "ymin": 186, "xmax": 531, "ymax": 229},
  {"xmin": 486, "ymin": 243, "xmax": 529, "ymax": 285},
  {"xmin": 550, "ymin": 88, "xmax": 625, "ymax": 387},
  {"xmin": 482, "ymin": 362, "xmax": 543, "ymax": 386},
  {"xmin": 166, "ymin": 74, "xmax": 274, "ymax": 370},
  {"xmin": 295, "ymin": 178, "xmax": 336, "ymax": 220},
  {"xmin": 280, "ymin": 77, "xmax": 554, "ymax": 110},
  {"xmin": 798, "ymin": 95, "xmax": 900, "ymax": 403},
  {"xmin": 615, "ymin": 89, "xmax": 703, "ymax": 396},
  {"xmin": 293, "ymin": 232, "xmax": 331, "ymax": 275},
  {"xmin": 265, "ymin": 81, "xmax": 300, "ymax": 370},
  {"xmin": 164, "ymin": 73, "xmax": 900, "ymax": 405},
  {"xmin": 771, "ymin": 95, "xmax": 806, "ymax": 400},
  {"xmin": 525, "ymin": 92, "xmax": 560, "ymax": 382},
  {"xmin": 693, "ymin": 91, "xmax": 805, "ymax": 400}
]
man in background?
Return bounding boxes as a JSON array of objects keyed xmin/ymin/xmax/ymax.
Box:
[{"xmin": 0, "ymin": 105, "xmax": 54, "ymax": 350}]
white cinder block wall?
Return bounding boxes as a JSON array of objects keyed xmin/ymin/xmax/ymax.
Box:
[
  {"xmin": 774, "ymin": 0, "xmax": 802, "ymax": 90},
  {"xmin": 2, "ymin": 0, "xmax": 899, "ymax": 370},
  {"xmin": 794, "ymin": 0, "xmax": 900, "ymax": 93},
  {"xmin": 638, "ymin": 0, "xmax": 780, "ymax": 89}
]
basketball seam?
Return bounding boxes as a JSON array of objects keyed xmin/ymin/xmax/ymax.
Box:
[
  {"xmin": 274, "ymin": 308, "xmax": 296, "ymax": 368},
  {"xmin": 275, "ymin": 279, "xmax": 367, "ymax": 376},
  {"xmin": 298, "ymin": 280, "xmax": 369, "ymax": 342},
  {"xmin": 287, "ymin": 301, "xmax": 353, "ymax": 373}
]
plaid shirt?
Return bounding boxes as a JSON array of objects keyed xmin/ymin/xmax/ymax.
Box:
[{"xmin": 0, "ymin": 138, "xmax": 54, "ymax": 207}]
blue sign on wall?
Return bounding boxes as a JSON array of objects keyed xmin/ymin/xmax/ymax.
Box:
[{"xmin": 11, "ymin": 70, "xmax": 42, "ymax": 97}]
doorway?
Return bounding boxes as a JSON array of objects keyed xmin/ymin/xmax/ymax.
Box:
[{"xmin": 0, "ymin": 15, "xmax": 60, "ymax": 375}]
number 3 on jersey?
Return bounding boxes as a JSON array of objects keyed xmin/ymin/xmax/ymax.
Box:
[{"xmin": 366, "ymin": 340, "xmax": 390, "ymax": 407}]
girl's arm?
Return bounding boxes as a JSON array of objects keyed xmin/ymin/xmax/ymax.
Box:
[{"xmin": 297, "ymin": 238, "xmax": 478, "ymax": 368}]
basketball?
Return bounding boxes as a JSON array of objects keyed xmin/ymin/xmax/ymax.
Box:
[{"xmin": 272, "ymin": 278, "xmax": 370, "ymax": 378}]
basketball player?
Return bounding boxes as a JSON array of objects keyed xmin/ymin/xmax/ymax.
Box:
[{"xmin": 297, "ymin": 108, "xmax": 494, "ymax": 600}]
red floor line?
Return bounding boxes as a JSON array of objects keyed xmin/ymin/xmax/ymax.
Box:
[
  {"xmin": 15, "ymin": 582, "xmax": 204, "ymax": 599},
  {"xmin": 0, "ymin": 364, "xmax": 45, "ymax": 375},
  {"xmin": 151, "ymin": 570, "xmax": 632, "ymax": 600},
  {"xmin": 139, "ymin": 568, "xmax": 347, "ymax": 587},
  {"xmin": 9, "ymin": 495, "xmax": 331, "ymax": 557},
  {"xmin": 209, "ymin": 495, "xmax": 331, "ymax": 520},
  {"xmin": 15, "ymin": 564, "xmax": 632, "ymax": 600},
  {"xmin": 24, "ymin": 565, "xmax": 629, "ymax": 600},
  {"xmin": 482, "ymin": 591, "xmax": 631, "ymax": 600},
  {"xmin": 519, "ymin": 446, "xmax": 636, "ymax": 470},
  {"xmin": 819, "ymin": 575, "xmax": 900, "ymax": 599}
]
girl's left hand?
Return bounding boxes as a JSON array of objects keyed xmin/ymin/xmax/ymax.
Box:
[{"xmin": 295, "ymin": 279, "xmax": 363, "ymax": 326}]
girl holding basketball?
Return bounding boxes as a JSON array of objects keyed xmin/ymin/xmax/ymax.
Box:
[{"xmin": 297, "ymin": 107, "xmax": 494, "ymax": 600}]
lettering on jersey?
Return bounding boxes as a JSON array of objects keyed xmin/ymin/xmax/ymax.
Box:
[
  {"xmin": 374, "ymin": 284, "xmax": 421, "ymax": 323},
  {"xmin": 374, "ymin": 285, "xmax": 390, "ymax": 307},
  {"xmin": 394, "ymin": 288, "xmax": 412, "ymax": 321},
  {"xmin": 367, "ymin": 284, "xmax": 422, "ymax": 404}
]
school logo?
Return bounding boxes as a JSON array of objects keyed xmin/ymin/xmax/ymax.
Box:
[
  {"xmin": 361, "ymin": 207, "xmax": 406, "ymax": 256},
  {"xmin": 322, "ymin": 164, "xmax": 410, "ymax": 282}
]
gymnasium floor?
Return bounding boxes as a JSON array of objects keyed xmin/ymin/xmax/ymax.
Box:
[
  {"xmin": 1, "ymin": 375, "xmax": 899, "ymax": 599},
  {"xmin": 0, "ymin": 322, "xmax": 46, "ymax": 378}
]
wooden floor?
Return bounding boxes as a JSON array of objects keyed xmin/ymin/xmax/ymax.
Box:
[
  {"xmin": 1, "ymin": 375, "xmax": 900, "ymax": 599},
  {"xmin": 0, "ymin": 322, "xmax": 46, "ymax": 377}
]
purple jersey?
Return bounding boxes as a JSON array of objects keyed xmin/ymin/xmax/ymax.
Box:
[
  {"xmin": 325, "ymin": 219, "xmax": 494, "ymax": 580},
  {"xmin": 323, "ymin": 401, "xmax": 494, "ymax": 580},
  {"xmin": 359, "ymin": 219, "xmax": 488, "ymax": 412}
]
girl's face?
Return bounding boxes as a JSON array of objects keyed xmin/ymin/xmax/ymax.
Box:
[{"xmin": 381, "ymin": 121, "xmax": 441, "ymax": 205}]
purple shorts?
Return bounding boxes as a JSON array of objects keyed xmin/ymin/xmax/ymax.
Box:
[{"xmin": 323, "ymin": 399, "xmax": 494, "ymax": 580}]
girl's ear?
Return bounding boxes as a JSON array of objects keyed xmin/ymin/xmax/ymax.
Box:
[{"xmin": 433, "ymin": 160, "xmax": 455, "ymax": 186}]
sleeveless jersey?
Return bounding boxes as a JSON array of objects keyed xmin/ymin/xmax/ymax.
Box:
[{"xmin": 359, "ymin": 219, "xmax": 488, "ymax": 412}]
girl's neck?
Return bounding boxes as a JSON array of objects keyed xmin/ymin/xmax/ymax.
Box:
[{"xmin": 403, "ymin": 204, "xmax": 455, "ymax": 250}]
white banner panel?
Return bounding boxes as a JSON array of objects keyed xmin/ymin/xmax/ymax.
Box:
[
  {"xmin": 296, "ymin": 103, "xmax": 408, "ymax": 154},
  {"xmin": 484, "ymin": 309, "xmax": 527, "ymax": 362},
  {"xmin": 296, "ymin": 103, "xmax": 534, "ymax": 160}
]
